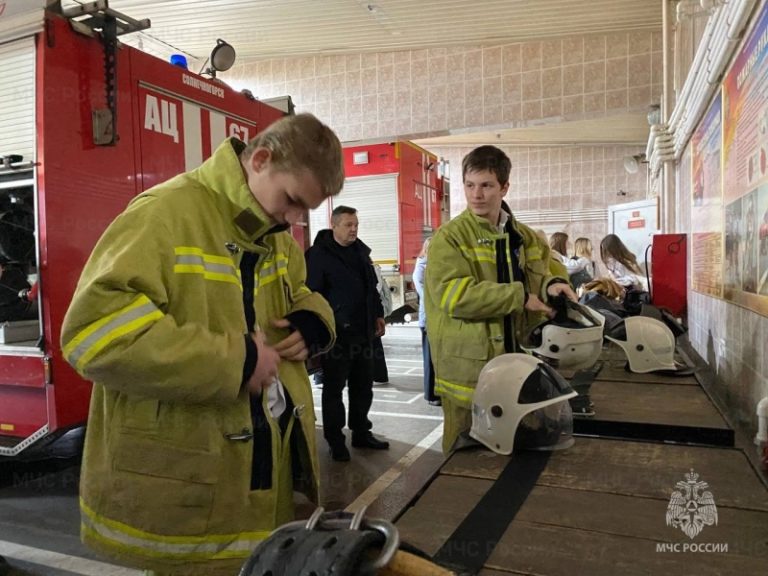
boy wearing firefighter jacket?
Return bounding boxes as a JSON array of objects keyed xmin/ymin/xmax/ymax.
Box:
[
  {"xmin": 61, "ymin": 114, "xmax": 343, "ymax": 576},
  {"xmin": 424, "ymin": 145, "xmax": 576, "ymax": 454}
]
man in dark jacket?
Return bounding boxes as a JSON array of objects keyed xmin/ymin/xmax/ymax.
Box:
[{"xmin": 306, "ymin": 205, "xmax": 389, "ymax": 461}]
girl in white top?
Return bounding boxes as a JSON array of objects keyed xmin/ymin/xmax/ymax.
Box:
[
  {"xmin": 568, "ymin": 237, "xmax": 595, "ymax": 279},
  {"xmin": 600, "ymin": 234, "xmax": 646, "ymax": 291}
]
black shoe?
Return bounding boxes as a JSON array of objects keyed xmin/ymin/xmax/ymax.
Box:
[
  {"xmin": 427, "ymin": 398, "xmax": 442, "ymax": 406},
  {"xmin": 351, "ymin": 432, "xmax": 390, "ymax": 450},
  {"xmin": 329, "ymin": 442, "xmax": 350, "ymax": 462}
]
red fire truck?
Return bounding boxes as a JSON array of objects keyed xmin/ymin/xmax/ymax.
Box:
[
  {"xmin": 308, "ymin": 141, "xmax": 449, "ymax": 318},
  {"xmin": 0, "ymin": 2, "xmax": 286, "ymax": 457}
]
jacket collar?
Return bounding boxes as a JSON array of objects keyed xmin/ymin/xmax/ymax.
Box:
[
  {"xmin": 194, "ymin": 138, "xmax": 277, "ymax": 251},
  {"xmin": 462, "ymin": 205, "xmax": 516, "ymax": 233}
]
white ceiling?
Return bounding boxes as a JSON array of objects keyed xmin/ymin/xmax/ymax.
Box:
[{"xmin": 67, "ymin": 0, "xmax": 662, "ymax": 61}]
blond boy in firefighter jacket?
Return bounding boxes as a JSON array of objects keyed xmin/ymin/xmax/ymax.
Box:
[
  {"xmin": 60, "ymin": 114, "xmax": 343, "ymax": 576},
  {"xmin": 425, "ymin": 145, "xmax": 575, "ymax": 454}
]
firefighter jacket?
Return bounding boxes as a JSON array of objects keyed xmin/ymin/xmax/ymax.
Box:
[
  {"xmin": 253, "ymin": 231, "xmax": 335, "ymax": 506},
  {"xmin": 424, "ymin": 207, "xmax": 565, "ymax": 450},
  {"xmin": 60, "ymin": 139, "xmax": 310, "ymax": 575}
]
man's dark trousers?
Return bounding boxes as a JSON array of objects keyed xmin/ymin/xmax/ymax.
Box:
[{"xmin": 321, "ymin": 336, "xmax": 374, "ymax": 446}]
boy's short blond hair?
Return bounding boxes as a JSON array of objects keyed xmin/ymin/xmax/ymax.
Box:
[{"xmin": 242, "ymin": 113, "xmax": 344, "ymax": 197}]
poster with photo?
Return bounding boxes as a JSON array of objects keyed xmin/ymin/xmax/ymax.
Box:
[
  {"xmin": 720, "ymin": 1, "xmax": 768, "ymax": 315},
  {"xmin": 757, "ymin": 185, "xmax": 768, "ymax": 296},
  {"xmin": 691, "ymin": 93, "xmax": 723, "ymax": 297}
]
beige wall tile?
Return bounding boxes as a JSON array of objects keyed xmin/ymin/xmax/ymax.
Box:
[
  {"xmin": 378, "ymin": 52, "xmax": 395, "ymax": 67},
  {"xmin": 483, "ymin": 76, "xmax": 503, "ymax": 104},
  {"xmin": 447, "ymin": 106, "xmax": 465, "ymax": 128},
  {"xmin": 605, "ymin": 58, "xmax": 628, "ymax": 91},
  {"xmin": 465, "ymin": 107, "xmax": 483, "ymax": 126},
  {"xmin": 522, "ymin": 41, "xmax": 542, "ymax": 71},
  {"xmin": 542, "ymin": 39, "xmax": 563, "ymax": 69},
  {"xmin": 393, "ymin": 50, "xmax": 410, "ymax": 64},
  {"xmin": 329, "ymin": 74, "xmax": 345, "ymax": 99},
  {"xmin": 465, "ymin": 79, "xmax": 483, "ymax": 106},
  {"xmin": 345, "ymin": 71, "xmax": 361, "ymax": 98},
  {"xmin": 650, "ymin": 51, "xmax": 662, "ymax": 85},
  {"xmin": 330, "ymin": 55, "xmax": 346, "ymax": 74},
  {"xmin": 483, "ymin": 46, "xmax": 502, "ymax": 78},
  {"xmin": 448, "ymin": 53, "xmax": 465, "ymax": 78},
  {"xmin": 429, "ymin": 56, "xmax": 448, "ymax": 85},
  {"xmin": 628, "ymin": 31, "xmax": 652, "ymax": 55},
  {"xmin": 411, "ymin": 115, "xmax": 428, "ymax": 133},
  {"xmin": 429, "ymin": 112, "xmax": 446, "ymax": 131},
  {"xmin": 562, "ymin": 36, "xmax": 585, "ymax": 66},
  {"xmin": 543, "ymin": 97, "xmax": 563, "ymax": 118},
  {"xmin": 523, "ymin": 100, "xmax": 543, "ymax": 120},
  {"xmin": 542, "ymin": 68, "xmax": 563, "ymax": 98},
  {"xmin": 584, "ymin": 61, "xmax": 606, "ymax": 93},
  {"xmin": 484, "ymin": 106, "xmax": 502, "ymax": 125},
  {"xmin": 362, "ymin": 121, "xmax": 378, "ymax": 139},
  {"xmin": 522, "ymin": 70, "xmax": 543, "ymax": 101},
  {"xmin": 585, "ymin": 35, "xmax": 606, "ymax": 62},
  {"xmin": 412, "ymin": 61, "xmax": 428, "ymax": 91},
  {"xmin": 394, "ymin": 91, "xmax": 411, "ymax": 119},
  {"xmin": 628, "ymin": 54, "xmax": 651, "ymax": 87},
  {"xmin": 411, "ymin": 90, "xmax": 428, "ymax": 115},
  {"xmin": 562, "ymin": 64, "xmax": 584, "ymax": 96},
  {"xmin": 503, "ymin": 74, "xmax": 523, "ymax": 104},
  {"xmin": 628, "ymin": 85, "xmax": 652, "ymax": 108},
  {"xmin": 377, "ymin": 93, "xmax": 394, "ymax": 120},
  {"xmin": 503, "ymin": 103, "xmax": 522, "ymax": 122},
  {"xmin": 361, "ymin": 68, "xmax": 377, "ymax": 95},
  {"xmin": 428, "ymin": 47, "xmax": 447, "ymax": 59},
  {"xmin": 394, "ymin": 63, "xmax": 411, "ymax": 91},
  {"xmin": 563, "ymin": 94, "xmax": 583, "ymax": 116},
  {"xmin": 299, "ymin": 57, "xmax": 315, "ymax": 79},
  {"xmin": 347, "ymin": 97, "xmax": 362, "ymax": 123},
  {"xmin": 447, "ymin": 82, "xmax": 465, "ymax": 102},
  {"xmin": 377, "ymin": 65, "xmax": 394, "ymax": 93},
  {"xmin": 502, "ymin": 44, "xmax": 522, "ymax": 74},
  {"xmin": 361, "ymin": 53, "xmax": 377, "ymax": 69},
  {"xmin": 345, "ymin": 54, "xmax": 361, "ymax": 72},
  {"xmin": 651, "ymin": 31, "xmax": 663, "ymax": 51},
  {"xmin": 394, "ymin": 116, "xmax": 411, "ymax": 136},
  {"xmin": 429, "ymin": 84, "xmax": 448, "ymax": 113},
  {"xmin": 465, "ymin": 50, "xmax": 483, "ymax": 80},
  {"xmin": 316, "ymin": 56, "xmax": 330, "ymax": 76},
  {"xmin": 606, "ymin": 32, "xmax": 629, "ymax": 59},
  {"xmin": 584, "ymin": 92, "xmax": 605, "ymax": 113},
  {"xmin": 273, "ymin": 60, "xmax": 287, "ymax": 83}
]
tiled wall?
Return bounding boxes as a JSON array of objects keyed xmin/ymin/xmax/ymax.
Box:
[{"xmin": 225, "ymin": 31, "xmax": 662, "ymax": 142}]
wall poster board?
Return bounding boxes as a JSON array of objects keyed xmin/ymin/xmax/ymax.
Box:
[
  {"xmin": 701, "ymin": 1, "xmax": 768, "ymax": 316},
  {"xmin": 691, "ymin": 92, "xmax": 724, "ymax": 298}
]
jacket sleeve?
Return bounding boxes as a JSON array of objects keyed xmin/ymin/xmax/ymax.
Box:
[
  {"xmin": 60, "ymin": 198, "xmax": 245, "ymax": 405},
  {"xmin": 282, "ymin": 237, "xmax": 336, "ymax": 353},
  {"xmin": 425, "ymin": 228, "xmax": 525, "ymax": 320}
]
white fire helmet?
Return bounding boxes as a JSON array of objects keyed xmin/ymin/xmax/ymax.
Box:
[
  {"xmin": 605, "ymin": 316, "xmax": 677, "ymax": 373},
  {"xmin": 522, "ymin": 301, "xmax": 606, "ymax": 370},
  {"xmin": 470, "ymin": 353, "xmax": 578, "ymax": 456}
]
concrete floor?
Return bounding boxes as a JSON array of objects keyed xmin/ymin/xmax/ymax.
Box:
[{"xmin": 0, "ymin": 322, "xmax": 445, "ymax": 575}]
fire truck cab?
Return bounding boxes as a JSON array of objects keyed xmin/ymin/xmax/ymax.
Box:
[{"xmin": 0, "ymin": 1, "xmax": 285, "ymax": 457}]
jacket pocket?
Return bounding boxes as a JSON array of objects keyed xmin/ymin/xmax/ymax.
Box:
[
  {"xmin": 442, "ymin": 320, "xmax": 489, "ymax": 360},
  {"xmin": 110, "ymin": 436, "xmax": 221, "ymax": 534}
]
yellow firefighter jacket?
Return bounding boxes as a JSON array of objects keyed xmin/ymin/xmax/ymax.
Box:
[
  {"xmin": 60, "ymin": 139, "xmax": 328, "ymax": 575},
  {"xmin": 424, "ymin": 208, "xmax": 565, "ymax": 453}
]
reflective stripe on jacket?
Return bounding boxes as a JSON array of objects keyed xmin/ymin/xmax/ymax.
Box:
[{"xmin": 61, "ymin": 139, "xmax": 290, "ymax": 575}]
